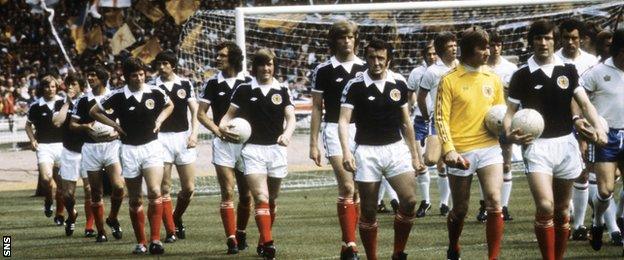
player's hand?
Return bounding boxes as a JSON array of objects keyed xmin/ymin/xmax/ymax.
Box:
[
  {"xmin": 342, "ymin": 152, "xmax": 356, "ymax": 173},
  {"xmin": 30, "ymin": 140, "xmax": 38, "ymax": 151},
  {"xmin": 212, "ymin": 128, "xmax": 224, "ymax": 140},
  {"xmin": 412, "ymin": 157, "xmax": 426, "ymax": 172},
  {"xmin": 277, "ymin": 134, "xmax": 291, "ymax": 146},
  {"xmin": 219, "ymin": 124, "xmax": 240, "ymax": 143},
  {"xmin": 596, "ymin": 131, "xmax": 607, "ymax": 146},
  {"xmin": 153, "ymin": 119, "xmax": 163, "ymax": 133},
  {"xmin": 444, "ymin": 150, "xmax": 470, "ymax": 170},
  {"xmin": 309, "ymin": 145, "xmax": 322, "ymax": 167},
  {"xmin": 575, "ymin": 118, "xmax": 597, "ymax": 142},
  {"xmin": 82, "ymin": 123, "xmax": 94, "ymax": 132},
  {"xmin": 187, "ymin": 134, "xmax": 198, "ymax": 148},
  {"xmin": 507, "ymin": 128, "xmax": 534, "ymax": 145},
  {"xmin": 113, "ymin": 124, "xmax": 126, "ymax": 136}
]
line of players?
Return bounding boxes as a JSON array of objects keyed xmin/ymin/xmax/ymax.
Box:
[{"xmin": 23, "ymin": 17, "xmax": 624, "ymax": 260}]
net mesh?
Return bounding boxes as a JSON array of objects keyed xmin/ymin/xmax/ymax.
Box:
[{"xmin": 179, "ymin": 1, "xmax": 623, "ymax": 83}]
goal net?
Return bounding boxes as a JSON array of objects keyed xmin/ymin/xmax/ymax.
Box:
[{"xmin": 178, "ymin": 0, "xmax": 623, "ymax": 84}]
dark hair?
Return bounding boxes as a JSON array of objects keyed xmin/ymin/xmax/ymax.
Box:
[
  {"xmin": 596, "ymin": 30, "xmax": 613, "ymax": 60},
  {"xmin": 433, "ymin": 32, "xmax": 457, "ymax": 57},
  {"xmin": 328, "ymin": 20, "xmax": 359, "ymax": 55},
  {"xmin": 527, "ymin": 20, "xmax": 558, "ymax": 47},
  {"xmin": 459, "ymin": 28, "xmax": 489, "ymax": 61},
  {"xmin": 610, "ymin": 29, "xmax": 624, "ymax": 58},
  {"xmin": 364, "ymin": 38, "xmax": 394, "ymax": 63},
  {"xmin": 559, "ymin": 18, "xmax": 587, "ymax": 37},
  {"xmin": 489, "ymin": 31, "xmax": 503, "ymax": 44},
  {"xmin": 63, "ymin": 73, "xmax": 86, "ymax": 92},
  {"xmin": 154, "ymin": 50, "xmax": 178, "ymax": 69},
  {"xmin": 251, "ymin": 48, "xmax": 275, "ymax": 76},
  {"xmin": 122, "ymin": 57, "xmax": 146, "ymax": 80},
  {"xmin": 216, "ymin": 41, "xmax": 244, "ymax": 73},
  {"xmin": 85, "ymin": 65, "xmax": 110, "ymax": 83},
  {"xmin": 420, "ymin": 40, "xmax": 435, "ymax": 57}
]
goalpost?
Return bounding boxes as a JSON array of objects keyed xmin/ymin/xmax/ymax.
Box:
[{"xmin": 178, "ymin": 0, "xmax": 622, "ymax": 194}]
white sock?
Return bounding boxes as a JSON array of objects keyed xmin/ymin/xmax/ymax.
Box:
[
  {"xmin": 437, "ymin": 174, "xmax": 450, "ymax": 206},
  {"xmin": 592, "ymin": 193, "xmax": 611, "ymax": 227},
  {"xmin": 571, "ymin": 182, "xmax": 589, "ymax": 229},
  {"xmin": 377, "ymin": 178, "xmax": 387, "ymax": 205},
  {"xmin": 501, "ymin": 172, "xmax": 513, "ymax": 207},
  {"xmin": 604, "ymin": 198, "xmax": 619, "ymax": 233},
  {"xmin": 417, "ymin": 171, "xmax": 431, "ymax": 204}
]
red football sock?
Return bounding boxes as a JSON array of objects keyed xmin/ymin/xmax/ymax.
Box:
[
  {"xmin": 255, "ymin": 202, "xmax": 272, "ymax": 244},
  {"xmin": 92, "ymin": 200, "xmax": 105, "ymax": 234},
  {"xmin": 84, "ymin": 200, "xmax": 94, "ymax": 230},
  {"xmin": 354, "ymin": 200, "xmax": 361, "ymax": 230},
  {"xmin": 534, "ymin": 214, "xmax": 555, "ymax": 260},
  {"xmin": 162, "ymin": 197, "xmax": 175, "ymax": 235},
  {"xmin": 55, "ymin": 190, "xmax": 65, "ymax": 216},
  {"xmin": 394, "ymin": 211, "xmax": 415, "ymax": 254},
  {"xmin": 129, "ymin": 205, "xmax": 147, "ymax": 245},
  {"xmin": 359, "ymin": 219, "xmax": 378, "ymax": 260},
  {"xmin": 220, "ymin": 201, "xmax": 236, "ymax": 238},
  {"xmin": 269, "ymin": 201, "xmax": 276, "ymax": 227},
  {"xmin": 237, "ymin": 202, "xmax": 251, "ymax": 231},
  {"xmin": 554, "ymin": 215, "xmax": 570, "ymax": 260},
  {"xmin": 486, "ymin": 210, "xmax": 504, "ymax": 260},
  {"xmin": 148, "ymin": 198, "xmax": 163, "ymax": 242},
  {"xmin": 337, "ymin": 197, "xmax": 358, "ymax": 245},
  {"xmin": 447, "ymin": 210, "xmax": 465, "ymax": 253},
  {"xmin": 108, "ymin": 188, "xmax": 124, "ymax": 220}
]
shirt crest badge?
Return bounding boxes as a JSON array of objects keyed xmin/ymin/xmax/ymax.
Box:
[
  {"xmin": 389, "ymin": 89, "xmax": 401, "ymax": 101},
  {"xmin": 556, "ymin": 75, "xmax": 569, "ymax": 89},
  {"xmin": 177, "ymin": 89, "xmax": 186, "ymax": 99},
  {"xmin": 145, "ymin": 99, "xmax": 155, "ymax": 110},
  {"xmin": 271, "ymin": 94, "xmax": 282, "ymax": 105},
  {"xmin": 482, "ymin": 84, "xmax": 494, "ymax": 98},
  {"xmin": 604, "ymin": 75, "xmax": 611, "ymax": 82}
]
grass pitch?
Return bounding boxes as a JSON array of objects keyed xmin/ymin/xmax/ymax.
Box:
[{"xmin": 1, "ymin": 172, "xmax": 622, "ymax": 259}]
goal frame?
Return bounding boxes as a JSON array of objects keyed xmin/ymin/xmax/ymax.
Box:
[{"xmin": 234, "ymin": 0, "xmax": 599, "ymax": 70}]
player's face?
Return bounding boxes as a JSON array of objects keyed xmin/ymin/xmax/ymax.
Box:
[
  {"xmin": 561, "ymin": 29, "xmax": 581, "ymax": 55},
  {"xmin": 86, "ymin": 72, "xmax": 102, "ymax": 89},
  {"xmin": 366, "ymin": 47, "xmax": 389, "ymax": 79},
  {"xmin": 532, "ymin": 32, "xmax": 555, "ymax": 61},
  {"xmin": 216, "ymin": 47, "xmax": 230, "ymax": 71},
  {"xmin": 255, "ymin": 59, "xmax": 274, "ymax": 84},
  {"xmin": 441, "ymin": 41, "xmax": 458, "ymax": 61},
  {"xmin": 157, "ymin": 60, "xmax": 174, "ymax": 77},
  {"xmin": 468, "ymin": 44, "xmax": 490, "ymax": 66},
  {"xmin": 66, "ymin": 81, "xmax": 80, "ymax": 99},
  {"xmin": 424, "ymin": 47, "xmax": 437, "ymax": 66},
  {"xmin": 43, "ymin": 81, "xmax": 57, "ymax": 100},
  {"xmin": 335, "ymin": 32, "xmax": 356, "ymax": 56},
  {"xmin": 489, "ymin": 42, "xmax": 502, "ymax": 57},
  {"xmin": 127, "ymin": 70, "xmax": 145, "ymax": 89}
]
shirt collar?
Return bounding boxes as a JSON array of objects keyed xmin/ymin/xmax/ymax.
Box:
[
  {"xmin": 88, "ymin": 88, "xmax": 111, "ymax": 101},
  {"xmin": 251, "ymin": 77, "xmax": 281, "ymax": 90},
  {"xmin": 527, "ymin": 55, "xmax": 565, "ymax": 73},
  {"xmin": 330, "ymin": 56, "xmax": 365, "ymax": 68},
  {"xmin": 123, "ymin": 84, "xmax": 152, "ymax": 99},
  {"xmin": 155, "ymin": 74, "xmax": 183, "ymax": 91},
  {"xmin": 457, "ymin": 63, "xmax": 490, "ymax": 76},
  {"xmin": 604, "ymin": 57, "xmax": 618, "ymax": 70},
  {"xmin": 217, "ymin": 71, "xmax": 246, "ymax": 83},
  {"xmin": 38, "ymin": 95, "xmax": 61, "ymax": 106},
  {"xmin": 363, "ymin": 70, "xmax": 396, "ymax": 87}
]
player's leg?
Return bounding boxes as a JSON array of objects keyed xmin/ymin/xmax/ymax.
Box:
[
  {"xmin": 386, "ymin": 172, "xmax": 417, "ymax": 258},
  {"xmin": 246, "ymin": 173, "xmax": 272, "ymax": 255},
  {"xmin": 571, "ymin": 169, "xmax": 590, "ymax": 240},
  {"xmin": 216, "ymin": 164, "xmax": 241, "ymax": 254},
  {"xmin": 377, "ymin": 178, "xmax": 387, "ymax": 213},
  {"xmin": 173, "ymin": 163, "xmax": 195, "ymax": 239},
  {"xmin": 37, "ymin": 162, "xmax": 55, "ymax": 218},
  {"xmin": 268, "ymin": 176, "xmax": 282, "ymax": 227},
  {"xmin": 61, "ymin": 179, "xmax": 77, "ymax": 235},
  {"xmin": 52, "ymin": 166, "xmax": 65, "ymax": 225},
  {"xmin": 357, "ymin": 181, "xmax": 381, "ymax": 260},
  {"xmin": 590, "ymin": 161, "xmax": 617, "ymax": 250},
  {"xmin": 552, "ymin": 177, "xmax": 574, "ymax": 260},
  {"xmin": 329, "ymin": 155, "xmax": 360, "ymax": 255},
  {"xmin": 477, "ymin": 163, "xmax": 504, "ymax": 259},
  {"xmin": 414, "ymin": 118, "xmax": 431, "ymax": 218},
  {"xmin": 105, "ymin": 161, "xmax": 124, "ymax": 240},
  {"xmin": 87, "ymin": 171, "xmax": 107, "ymax": 241},
  {"xmin": 234, "ymin": 168, "xmax": 252, "ymax": 250},
  {"xmin": 125, "ymin": 175, "xmax": 147, "ymax": 254},
  {"xmin": 382, "ymin": 177, "xmax": 399, "ymax": 214},
  {"xmin": 501, "ymin": 143, "xmax": 515, "ymax": 221},
  {"xmin": 160, "ymin": 163, "xmax": 176, "ymax": 242},
  {"xmin": 446, "ymin": 173, "xmax": 472, "ymax": 259},
  {"xmin": 527, "ymin": 172, "xmax": 556, "ymax": 260},
  {"xmin": 142, "ymin": 165, "xmax": 165, "ymax": 254},
  {"xmin": 437, "ymin": 160, "xmax": 451, "ymax": 215},
  {"xmin": 59, "ymin": 148, "xmax": 81, "ymax": 233},
  {"xmin": 476, "ymin": 179, "xmax": 488, "ymax": 223},
  {"xmin": 81, "ymin": 177, "xmax": 95, "ymax": 237}
]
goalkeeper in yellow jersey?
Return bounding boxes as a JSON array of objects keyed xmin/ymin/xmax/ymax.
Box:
[{"xmin": 434, "ymin": 28, "xmax": 505, "ymax": 260}]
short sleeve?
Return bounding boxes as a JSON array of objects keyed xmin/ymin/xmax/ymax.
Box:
[
  {"xmin": 230, "ymin": 84, "xmax": 247, "ymax": 108},
  {"xmin": 340, "ymin": 80, "xmax": 357, "ymax": 109},
  {"xmin": 568, "ymin": 65, "xmax": 580, "ymax": 92},
  {"xmin": 419, "ymin": 69, "xmax": 435, "ymax": 91},
  {"xmin": 283, "ymin": 87, "xmax": 294, "ymax": 108},
  {"xmin": 407, "ymin": 67, "xmax": 423, "ymax": 91},
  {"xmin": 199, "ymin": 81, "xmax": 213, "ymax": 104},
  {"xmin": 311, "ymin": 65, "xmax": 325, "ymax": 93},
  {"xmin": 27, "ymin": 105, "xmax": 37, "ymax": 123},
  {"xmin": 99, "ymin": 93, "xmax": 117, "ymax": 111},
  {"xmin": 186, "ymin": 80, "xmax": 196, "ymax": 100},
  {"xmin": 507, "ymin": 70, "xmax": 523, "ymax": 105},
  {"xmin": 581, "ymin": 68, "xmax": 596, "ymax": 93}
]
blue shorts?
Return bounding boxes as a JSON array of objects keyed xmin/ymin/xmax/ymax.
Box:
[
  {"xmin": 413, "ymin": 116, "xmax": 436, "ymax": 145},
  {"xmin": 589, "ymin": 128, "xmax": 624, "ymax": 163}
]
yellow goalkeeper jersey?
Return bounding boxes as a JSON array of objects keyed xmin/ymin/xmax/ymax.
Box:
[{"xmin": 435, "ymin": 64, "xmax": 505, "ymax": 154}]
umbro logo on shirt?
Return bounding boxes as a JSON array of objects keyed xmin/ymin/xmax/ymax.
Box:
[
  {"xmin": 218, "ymin": 92, "xmax": 226, "ymax": 96},
  {"xmin": 604, "ymin": 75, "xmax": 611, "ymax": 82},
  {"xmin": 42, "ymin": 113, "xmax": 47, "ymax": 116},
  {"xmin": 534, "ymin": 85, "xmax": 543, "ymax": 89},
  {"xmin": 336, "ymin": 78, "xmax": 343, "ymax": 82},
  {"xmin": 250, "ymin": 97, "xmax": 258, "ymax": 101},
  {"xmin": 368, "ymin": 96, "xmax": 375, "ymax": 101},
  {"xmin": 129, "ymin": 106, "xmax": 135, "ymax": 111}
]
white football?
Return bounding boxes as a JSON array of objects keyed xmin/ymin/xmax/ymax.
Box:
[
  {"xmin": 511, "ymin": 108, "xmax": 545, "ymax": 139},
  {"xmin": 229, "ymin": 117, "xmax": 252, "ymax": 143},
  {"xmin": 89, "ymin": 121, "xmax": 115, "ymax": 138},
  {"xmin": 484, "ymin": 104, "xmax": 507, "ymax": 136}
]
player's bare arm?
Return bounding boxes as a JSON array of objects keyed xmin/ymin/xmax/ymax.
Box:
[
  {"xmin": 218, "ymin": 105, "xmax": 241, "ymax": 143},
  {"xmin": 416, "ymin": 88, "xmax": 430, "ymax": 120},
  {"xmin": 51, "ymin": 101, "xmax": 70, "ymax": 128},
  {"xmin": 571, "ymin": 90, "xmax": 607, "ymax": 145},
  {"xmin": 278, "ymin": 105, "xmax": 296, "ymax": 146},
  {"xmin": 309, "ymin": 91, "xmax": 323, "ymax": 166},
  {"xmin": 25, "ymin": 121, "xmax": 37, "ymax": 151},
  {"xmin": 338, "ymin": 106, "xmax": 354, "ymax": 172},
  {"xmin": 197, "ymin": 102, "xmax": 222, "ymax": 138},
  {"xmin": 399, "ymin": 104, "xmax": 425, "ymax": 172},
  {"xmin": 89, "ymin": 105, "xmax": 125, "ymax": 136},
  {"xmin": 187, "ymin": 99, "xmax": 199, "ymax": 148},
  {"xmin": 153, "ymin": 100, "xmax": 174, "ymax": 133},
  {"xmin": 68, "ymin": 117, "xmax": 93, "ymax": 132},
  {"xmin": 503, "ymin": 100, "xmax": 533, "ymax": 145}
]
